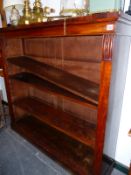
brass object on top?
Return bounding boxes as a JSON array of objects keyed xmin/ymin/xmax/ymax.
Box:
[
  {"xmin": 34, "ymin": 0, "xmax": 42, "ymax": 8},
  {"xmin": 32, "ymin": 0, "xmax": 44, "ymax": 23},
  {"xmin": 19, "ymin": 0, "xmax": 32, "ymax": 25},
  {"xmin": 60, "ymin": 0, "xmax": 89, "ymax": 17},
  {"xmin": 128, "ymin": 129, "xmax": 131, "ymax": 137},
  {"xmin": 60, "ymin": 8, "xmax": 89, "ymax": 17}
]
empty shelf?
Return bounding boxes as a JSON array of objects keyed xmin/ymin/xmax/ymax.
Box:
[
  {"xmin": 10, "ymin": 72, "xmax": 97, "ymax": 108},
  {"xmin": 12, "ymin": 115, "xmax": 93, "ymax": 175},
  {"xmin": 13, "ymin": 96, "xmax": 96, "ymax": 148},
  {"xmin": 8, "ymin": 56, "xmax": 99, "ymax": 105}
]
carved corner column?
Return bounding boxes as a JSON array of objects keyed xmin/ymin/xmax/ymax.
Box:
[{"xmin": 94, "ymin": 34, "xmax": 114, "ymax": 175}]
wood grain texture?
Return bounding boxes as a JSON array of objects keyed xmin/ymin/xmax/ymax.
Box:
[
  {"xmin": 0, "ymin": 12, "xmax": 119, "ymax": 38},
  {"xmin": 0, "ymin": 39, "xmax": 3, "ymax": 69},
  {"xmin": 93, "ymin": 34, "xmax": 114, "ymax": 175},
  {"xmin": 0, "ymin": 1, "xmax": 7, "ymax": 27},
  {"xmin": 7, "ymin": 56, "xmax": 99, "ymax": 105},
  {"xmin": 23, "ymin": 37, "xmax": 101, "ymax": 83},
  {"xmin": 10, "ymin": 72, "xmax": 97, "ymax": 108},
  {"xmin": 13, "ymin": 116, "xmax": 94, "ymax": 175},
  {"xmin": 94, "ymin": 60, "xmax": 112, "ymax": 175},
  {"xmin": 0, "ymin": 69, "xmax": 3, "ymax": 76},
  {"xmin": 0, "ymin": 12, "xmax": 118, "ymax": 175},
  {"xmin": 102, "ymin": 34, "xmax": 114, "ymax": 61},
  {"xmin": 13, "ymin": 96, "xmax": 96, "ymax": 148},
  {"xmin": 0, "ymin": 39, "xmax": 15, "ymax": 122},
  {"xmin": 5, "ymin": 39, "xmax": 23, "ymax": 58}
]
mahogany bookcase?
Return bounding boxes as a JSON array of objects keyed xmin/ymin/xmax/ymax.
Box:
[{"xmin": 0, "ymin": 12, "xmax": 121, "ymax": 175}]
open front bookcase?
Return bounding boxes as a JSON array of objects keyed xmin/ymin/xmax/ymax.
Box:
[{"xmin": 0, "ymin": 12, "xmax": 120, "ymax": 175}]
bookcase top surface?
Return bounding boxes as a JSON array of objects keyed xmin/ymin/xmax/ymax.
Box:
[{"xmin": 0, "ymin": 12, "xmax": 119, "ymax": 38}]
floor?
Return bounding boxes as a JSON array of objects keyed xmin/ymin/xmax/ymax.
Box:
[
  {"xmin": 0, "ymin": 105, "xmax": 126, "ymax": 175},
  {"xmin": 0, "ymin": 126, "xmax": 126, "ymax": 175}
]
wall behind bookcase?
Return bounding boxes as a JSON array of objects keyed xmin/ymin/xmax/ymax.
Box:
[{"xmin": 0, "ymin": 77, "xmax": 7, "ymax": 102}]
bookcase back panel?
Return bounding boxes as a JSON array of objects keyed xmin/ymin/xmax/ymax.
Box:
[
  {"xmin": 9, "ymin": 78, "xmax": 97, "ymax": 124},
  {"xmin": 63, "ymin": 98, "xmax": 97, "ymax": 124},
  {"xmin": 24, "ymin": 36, "xmax": 102, "ymax": 62},
  {"xmin": 24, "ymin": 38, "xmax": 62, "ymax": 59},
  {"xmin": 31, "ymin": 88, "xmax": 59, "ymax": 107},
  {"xmin": 23, "ymin": 36, "xmax": 101, "ymax": 84},
  {"xmin": 30, "ymin": 88, "xmax": 97, "ymax": 124},
  {"xmin": 63, "ymin": 36, "xmax": 103, "ymax": 62},
  {"xmin": 23, "ymin": 56, "xmax": 100, "ymax": 83},
  {"xmin": 63, "ymin": 60, "xmax": 100, "ymax": 84},
  {"xmin": 5, "ymin": 39, "xmax": 23, "ymax": 58}
]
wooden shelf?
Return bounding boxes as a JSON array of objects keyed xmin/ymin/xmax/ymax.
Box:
[
  {"xmin": 10, "ymin": 72, "xmax": 97, "ymax": 108},
  {"xmin": 13, "ymin": 96, "xmax": 96, "ymax": 148},
  {"xmin": 8, "ymin": 56, "xmax": 99, "ymax": 105},
  {"xmin": 0, "ymin": 69, "xmax": 3, "ymax": 77},
  {"xmin": 13, "ymin": 115, "xmax": 94, "ymax": 175}
]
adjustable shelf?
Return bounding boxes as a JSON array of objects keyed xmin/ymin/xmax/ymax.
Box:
[
  {"xmin": 12, "ymin": 115, "xmax": 94, "ymax": 175},
  {"xmin": 7, "ymin": 56, "xmax": 99, "ymax": 105},
  {"xmin": 10, "ymin": 72, "xmax": 97, "ymax": 108},
  {"xmin": 13, "ymin": 96, "xmax": 96, "ymax": 148}
]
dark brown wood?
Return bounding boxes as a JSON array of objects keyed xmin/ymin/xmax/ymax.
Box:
[
  {"xmin": 129, "ymin": 164, "xmax": 131, "ymax": 175},
  {"xmin": 0, "ymin": 69, "xmax": 3, "ymax": 76},
  {"xmin": 0, "ymin": 20, "xmax": 65, "ymax": 38},
  {"xmin": 23, "ymin": 36, "xmax": 103, "ymax": 62},
  {"xmin": 0, "ymin": 39, "xmax": 3, "ymax": 69},
  {"xmin": 23, "ymin": 36, "xmax": 101, "ymax": 84},
  {"xmin": 13, "ymin": 96, "xmax": 96, "ymax": 148},
  {"xmin": 93, "ymin": 34, "xmax": 114, "ymax": 174},
  {"xmin": 10, "ymin": 72, "xmax": 97, "ymax": 107},
  {"xmin": 0, "ymin": 12, "xmax": 119, "ymax": 175},
  {"xmin": 94, "ymin": 60, "xmax": 112, "ymax": 175},
  {"xmin": 13, "ymin": 116, "xmax": 94, "ymax": 175},
  {"xmin": 102, "ymin": 34, "xmax": 114, "ymax": 61},
  {"xmin": 8, "ymin": 56, "xmax": 99, "ymax": 105},
  {"xmin": 0, "ymin": 59, "xmax": 2, "ymax": 69},
  {"xmin": 0, "ymin": 38, "xmax": 16, "ymax": 122},
  {"xmin": 5, "ymin": 38, "xmax": 23, "ymax": 58},
  {"xmin": 0, "ymin": 12, "xmax": 119, "ymax": 38},
  {"xmin": 0, "ymin": 1, "xmax": 7, "ymax": 27},
  {"xmin": 66, "ymin": 12, "xmax": 119, "ymax": 36}
]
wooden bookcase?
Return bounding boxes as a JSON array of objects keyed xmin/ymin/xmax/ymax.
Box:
[
  {"xmin": 0, "ymin": 12, "xmax": 120, "ymax": 175},
  {"xmin": 129, "ymin": 164, "xmax": 131, "ymax": 175}
]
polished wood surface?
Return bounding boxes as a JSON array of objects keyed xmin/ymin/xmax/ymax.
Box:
[
  {"xmin": 0, "ymin": 12, "xmax": 120, "ymax": 175},
  {"xmin": 8, "ymin": 56, "xmax": 99, "ymax": 105},
  {"xmin": 0, "ymin": 39, "xmax": 3, "ymax": 69},
  {"xmin": 13, "ymin": 116, "xmax": 93, "ymax": 175},
  {"xmin": 129, "ymin": 164, "xmax": 131, "ymax": 175},
  {"xmin": 94, "ymin": 34, "xmax": 114, "ymax": 174},
  {"xmin": 0, "ymin": 1, "xmax": 6, "ymax": 27},
  {"xmin": 0, "ymin": 69, "xmax": 3, "ymax": 76},
  {"xmin": 10, "ymin": 72, "xmax": 97, "ymax": 108},
  {"xmin": 0, "ymin": 12, "xmax": 119, "ymax": 38},
  {"xmin": 0, "ymin": 59, "xmax": 2, "ymax": 68},
  {"xmin": 13, "ymin": 96, "xmax": 96, "ymax": 148}
]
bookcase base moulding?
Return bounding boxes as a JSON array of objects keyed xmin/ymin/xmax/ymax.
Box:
[{"xmin": 0, "ymin": 12, "xmax": 125, "ymax": 175}]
